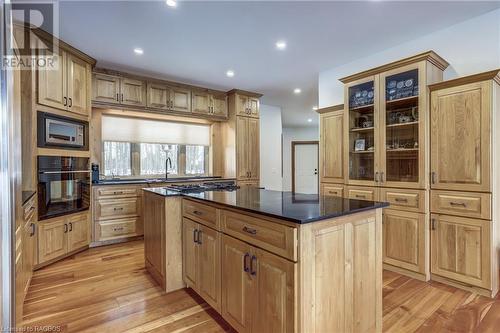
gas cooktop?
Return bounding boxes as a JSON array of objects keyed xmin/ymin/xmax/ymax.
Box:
[{"xmin": 166, "ymin": 181, "xmax": 239, "ymax": 193}]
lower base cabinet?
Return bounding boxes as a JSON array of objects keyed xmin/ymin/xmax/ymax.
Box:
[
  {"xmin": 431, "ymin": 214, "xmax": 491, "ymax": 290},
  {"xmin": 38, "ymin": 211, "xmax": 90, "ymax": 265}
]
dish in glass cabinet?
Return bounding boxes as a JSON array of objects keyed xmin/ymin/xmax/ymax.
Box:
[
  {"xmin": 362, "ymin": 90, "xmax": 368, "ymax": 97},
  {"xmin": 396, "ymin": 81, "xmax": 405, "ymax": 89},
  {"xmin": 355, "ymin": 91, "xmax": 361, "ymax": 98},
  {"xmin": 405, "ymin": 79, "xmax": 413, "ymax": 87},
  {"xmin": 388, "ymin": 80, "xmax": 397, "ymax": 89},
  {"xmin": 368, "ymin": 91, "xmax": 374, "ymax": 98}
]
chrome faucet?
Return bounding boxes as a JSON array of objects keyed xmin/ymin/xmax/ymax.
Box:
[{"xmin": 165, "ymin": 157, "xmax": 172, "ymax": 179}]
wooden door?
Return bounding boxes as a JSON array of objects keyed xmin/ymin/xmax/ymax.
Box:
[
  {"xmin": 192, "ymin": 91, "xmax": 210, "ymax": 114},
  {"xmin": 211, "ymin": 94, "xmax": 227, "ymax": 117},
  {"xmin": 182, "ymin": 218, "xmax": 199, "ymax": 289},
  {"xmin": 247, "ymin": 118, "xmax": 260, "ymax": 180},
  {"xmin": 120, "ymin": 78, "xmax": 146, "ymax": 106},
  {"xmin": 92, "ymin": 73, "xmax": 120, "ymax": 104},
  {"xmin": 383, "ymin": 209, "xmax": 425, "ymax": 274},
  {"xmin": 66, "ymin": 54, "xmax": 90, "ymax": 115},
  {"xmin": 198, "ymin": 224, "xmax": 221, "ymax": 311},
  {"xmin": 221, "ymin": 235, "xmax": 254, "ymax": 333},
  {"xmin": 431, "ymin": 214, "xmax": 490, "ymax": 289},
  {"xmin": 236, "ymin": 117, "xmax": 249, "ymax": 179},
  {"xmin": 38, "ymin": 49, "xmax": 67, "ymax": 110},
  {"xmin": 236, "ymin": 95, "xmax": 249, "ymax": 116},
  {"xmin": 67, "ymin": 213, "xmax": 90, "ymax": 252},
  {"xmin": 321, "ymin": 111, "xmax": 344, "ymax": 183},
  {"xmin": 147, "ymin": 83, "xmax": 169, "ymax": 109},
  {"xmin": 38, "ymin": 218, "xmax": 67, "ymax": 263},
  {"xmin": 248, "ymin": 97, "xmax": 259, "ymax": 118},
  {"xmin": 169, "ymin": 86, "xmax": 191, "ymax": 113},
  {"xmin": 430, "ymin": 81, "xmax": 491, "ymax": 192},
  {"xmin": 253, "ymin": 248, "xmax": 295, "ymax": 333}
]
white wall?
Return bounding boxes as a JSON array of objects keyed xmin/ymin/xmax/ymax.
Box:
[
  {"xmin": 319, "ymin": 9, "xmax": 500, "ymax": 107},
  {"xmin": 282, "ymin": 127, "xmax": 319, "ymax": 191},
  {"xmin": 260, "ymin": 104, "xmax": 283, "ymax": 191}
]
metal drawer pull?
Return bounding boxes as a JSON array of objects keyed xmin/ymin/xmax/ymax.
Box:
[
  {"xmin": 355, "ymin": 195, "xmax": 366, "ymax": 199},
  {"xmin": 69, "ymin": 222, "xmax": 73, "ymax": 232},
  {"xmin": 197, "ymin": 230, "xmax": 202, "ymax": 244},
  {"xmin": 242, "ymin": 226, "xmax": 257, "ymax": 235},
  {"xmin": 113, "ymin": 191, "xmax": 124, "ymax": 195},
  {"xmin": 193, "ymin": 210, "xmax": 203, "ymax": 216},
  {"xmin": 328, "ymin": 191, "xmax": 338, "ymax": 194},
  {"xmin": 30, "ymin": 223, "xmax": 35, "ymax": 237},
  {"xmin": 250, "ymin": 255, "xmax": 257, "ymax": 276},
  {"xmin": 113, "ymin": 227, "xmax": 124, "ymax": 232},
  {"xmin": 450, "ymin": 202, "xmax": 466, "ymax": 207},
  {"xmin": 431, "ymin": 218, "xmax": 436, "ymax": 230},
  {"xmin": 114, "ymin": 207, "xmax": 124, "ymax": 211},
  {"xmin": 64, "ymin": 224, "xmax": 68, "ymax": 233},
  {"xmin": 243, "ymin": 253, "xmax": 250, "ymax": 272},
  {"xmin": 394, "ymin": 198, "xmax": 408, "ymax": 203},
  {"xmin": 193, "ymin": 229, "xmax": 198, "ymax": 243}
]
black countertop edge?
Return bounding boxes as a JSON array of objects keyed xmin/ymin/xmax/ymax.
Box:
[
  {"xmin": 22, "ymin": 191, "xmax": 36, "ymax": 206},
  {"xmin": 94, "ymin": 176, "xmax": 234, "ymax": 186}
]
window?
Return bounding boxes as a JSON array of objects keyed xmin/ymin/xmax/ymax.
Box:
[{"xmin": 101, "ymin": 116, "xmax": 211, "ymax": 178}]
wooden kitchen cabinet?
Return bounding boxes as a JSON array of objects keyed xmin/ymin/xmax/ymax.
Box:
[
  {"xmin": 192, "ymin": 90, "xmax": 211, "ymax": 114},
  {"xmin": 236, "ymin": 117, "xmax": 260, "ymax": 180},
  {"xmin": 383, "ymin": 209, "xmax": 426, "ymax": 275},
  {"xmin": 92, "ymin": 73, "xmax": 146, "ymax": 107},
  {"xmin": 321, "ymin": 183, "xmax": 344, "ymax": 197},
  {"xmin": 431, "ymin": 214, "xmax": 491, "ymax": 290},
  {"xmin": 38, "ymin": 49, "xmax": 92, "ymax": 116},
  {"xmin": 320, "ymin": 107, "xmax": 344, "ymax": 184},
  {"xmin": 37, "ymin": 211, "xmax": 90, "ymax": 266},
  {"xmin": 182, "ymin": 218, "xmax": 222, "ymax": 311},
  {"xmin": 120, "ymin": 78, "xmax": 146, "ymax": 106},
  {"xmin": 235, "ymin": 94, "xmax": 260, "ymax": 118},
  {"xmin": 147, "ymin": 82, "xmax": 169, "ymax": 109},
  {"xmin": 147, "ymin": 83, "xmax": 191, "ymax": 112},
  {"xmin": 430, "ymin": 80, "xmax": 491, "ymax": 192},
  {"xmin": 192, "ymin": 90, "xmax": 227, "ymax": 117},
  {"xmin": 211, "ymin": 94, "xmax": 228, "ymax": 117},
  {"xmin": 170, "ymin": 86, "xmax": 191, "ymax": 113}
]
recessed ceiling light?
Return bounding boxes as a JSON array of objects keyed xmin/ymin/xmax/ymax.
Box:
[
  {"xmin": 312, "ymin": 106, "xmax": 318, "ymax": 111},
  {"xmin": 133, "ymin": 48, "xmax": 144, "ymax": 55},
  {"xmin": 307, "ymin": 118, "xmax": 313, "ymax": 123},
  {"xmin": 166, "ymin": 0, "xmax": 177, "ymax": 7},
  {"xmin": 293, "ymin": 88, "xmax": 301, "ymax": 94},
  {"xmin": 275, "ymin": 40, "xmax": 287, "ymax": 50},
  {"xmin": 226, "ymin": 70, "xmax": 235, "ymax": 78}
]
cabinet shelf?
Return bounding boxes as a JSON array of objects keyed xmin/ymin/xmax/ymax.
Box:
[
  {"xmin": 350, "ymin": 127, "xmax": 374, "ymax": 132},
  {"xmin": 386, "ymin": 148, "xmax": 419, "ymax": 152},
  {"xmin": 349, "ymin": 104, "xmax": 374, "ymax": 113},
  {"xmin": 386, "ymin": 121, "xmax": 418, "ymax": 128},
  {"xmin": 386, "ymin": 95, "xmax": 418, "ymax": 108},
  {"xmin": 350, "ymin": 150, "xmax": 375, "ymax": 154}
]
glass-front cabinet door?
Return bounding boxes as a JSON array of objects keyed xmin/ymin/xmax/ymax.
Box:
[
  {"xmin": 379, "ymin": 64, "xmax": 425, "ymax": 188},
  {"xmin": 345, "ymin": 76, "xmax": 379, "ymax": 186}
]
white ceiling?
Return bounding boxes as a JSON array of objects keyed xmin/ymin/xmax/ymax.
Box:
[{"xmin": 58, "ymin": 1, "xmax": 499, "ymax": 127}]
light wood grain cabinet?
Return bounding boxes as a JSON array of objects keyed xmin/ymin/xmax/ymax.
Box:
[
  {"xmin": 321, "ymin": 183, "xmax": 344, "ymax": 197},
  {"xmin": 92, "ymin": 73, "xmax": 146, "ymax": 107},
  {"xmin": 320, "ymin": 110, "xmax": 344, "ymax": 184},
  {"xmin": 38, "ymin": 50, "xmax": 91, "ymax": 116},
  {"xmin": 237, "ymin": 117, "xmax": 260, "ymax": 180},
  {"xmin": 431, "ymin": 214, "xmax": 490, "ymax": 289},
  {"xmin": 182, "ymin": 218, "xmax": 222, "ymax": 311},
  {"xmin": 430, "ymin": 81, "xmax": 491, "ymax": 192},
  {"xmin": 236, "ymin": 94, "xmax": 259, "ymax": 118},
  {"xmin": 192, "ymin": 90, "xmax": 227, "ymax": 117},
  {"xmin": 147, "ymin": 83, "xmax": 191, "ymax": 113},
  {"xmin": 38, "ymin": 211, "xmax": 90, "ymax": 265}
]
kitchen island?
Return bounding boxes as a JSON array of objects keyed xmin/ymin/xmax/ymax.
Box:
[{"xmin": 142, "ymin": 187, "xmax": 388, "ymax": 333}]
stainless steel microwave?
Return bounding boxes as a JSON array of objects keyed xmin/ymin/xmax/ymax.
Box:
[{"xmin": 37, "ymin": 112, "xmax": 89, "ymax": 150}]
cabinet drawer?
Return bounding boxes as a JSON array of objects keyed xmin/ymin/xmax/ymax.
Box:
[
  {"xmin": 94, "ymin": 186, "xmax": 140, "ymax": 199},
  {"xmin": 346, "ymin": 186, "xmax": 377, "ymax": 201},
  {"xmin": 380, "ymin": 188, "xmax": 425, "ymax": 213},
  {"xmin": 321, "ymin": 184, "xmax": 344, "ymax": 197},
  {"xmin": 98, "ymin": 218, "xmax": 137, "ymax": 240},
  {"xmin": 431, "ymin": 191, "xmax": 491, "ymax": 220},
  {"xmin": 183, "ymin": 199, "xmax": 218, "ymax": 229},
  {"xmin": 95, "ymin": 198, "xmax": 140, "ymax": 221},
  {"xmin": 221, "ymin": 210, "xmax": 297, "ymax": 261}
]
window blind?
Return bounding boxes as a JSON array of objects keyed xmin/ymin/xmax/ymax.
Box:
[{"xmin": 101, "ymin": 116, "xmax": 210, "ymax": 146}]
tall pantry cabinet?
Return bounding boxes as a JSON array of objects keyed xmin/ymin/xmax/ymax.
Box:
[{"xmin": 428, "ymin": 70, "xmax": 500, "ymax": 297}]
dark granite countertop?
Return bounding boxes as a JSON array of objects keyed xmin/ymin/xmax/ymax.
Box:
[
  {"xmin": 22, "ymin": 191, "xmax": 36, "ymax": 206},
  {"xmin": 94, "ymin": 176, "xmax": 233, "ymax": 186},
  {"xmin": 143, "ymin": 187, "xmax": 389, "ymax": 224}
]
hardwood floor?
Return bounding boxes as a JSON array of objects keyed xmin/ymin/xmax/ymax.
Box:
[{"xmin": 22, "ymin": 240, "xmax": 499, "ymax": 332}]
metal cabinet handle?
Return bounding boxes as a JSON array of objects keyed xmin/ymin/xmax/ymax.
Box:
[
  {"xmin": 193, "ymin": 229, "xmax": 198, "ymax": 243},
  {"xmin": 114, "ymin": 207, "xmax": 124, "ymax": 211},
  {"xmin": 63, "ymin": 96, "xmax": 67, "ymax": 106},
  {"xmin": 395, "ymin": 198, "xmax": 408, "ymax": 203},
  {"xmin": 243, "ymin": 253, "xmax": 250, "ymax": 272},
  {"xmin": 68, "ymin": 97, "xmax": 72, "ymax": 107},
  {"xmin": 113, "ymin": 191, "xmax": 124, "ymax": 195},
  {"xmin": 242, "ymin": 226, "xmax": 257, "ymax": 235},
  {"xmin": 431, "ymin": 172, "xmax": 436, "ymax": 184},
  {"xmin": 30, "ymin": 223, "xmax": 35, "ymax": 237},
  {"xmin": 116, "ymin": 93, "xmax": 119, "ymax": 102},
  {"xmin": 197, "ymin": 230, "xmax": 202, "ymax": 244},
  {"xmin": 355, "ymin": 194, "xmax": 366, "ymax": 199},
  {"xmin": 375, "ymin": 172, "xmax": 379, "ymax": 183},
  {"xmin": 121, "ymin": 93, "xmax": 124, "ymax": 102},
  {"xmin": 113, "ymin": 227, "xmax": 124, "ymax": 232},
  {"xmin": 64, "ymin": 223, "xmax": 68, "ymax": 233},
  {"xmin": 380, "ymin": 172, "xmax": 385, "ymax": 183},
  {"xmin": 193, "ymin": 210, "xmax": 203, "ymax": 216},
  {"xmin": 250, "ymin": 255, "xmax": 257, "ymax": 276},
  {"xmin": 450, "ymin": 202, "xmax": 466, "ymax": 207},
  {"xmin": 431, "ymin": 218, "xmax": 437, "ymax": 230},
  {"xmin": 69, "ymin": 222, "xmax": 73, "ymax": 232}
]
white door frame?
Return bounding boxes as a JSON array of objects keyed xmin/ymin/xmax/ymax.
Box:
[{"xmin": 291, "ymin": 141, "xmax": 319, "ymax": 194}]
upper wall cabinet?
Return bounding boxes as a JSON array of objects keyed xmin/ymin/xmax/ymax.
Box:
[
  {"xmin": 319, "ymin": 106, "xmax": 344, "ymax": 184},
  {"xmin": 341, "ymin": 51, "xmax": 448, "ymax": 189},
  {"xmin": 233, "ymin": 92, "xmax": 259, "ymax": 118},
  {"xmin": 38, "ymin": 48, "xmax": 93, "ymax": 117},
  {"xmin": 147, "ymin": 83, "xmax": 191, "ymax": 113},
  {"xmin": 92, "ymin": 73, "xmax": 146, "ymax": 107},
  {"xmin": 192, "ymin": 90, "xmax": 227, "ymax": 118}
]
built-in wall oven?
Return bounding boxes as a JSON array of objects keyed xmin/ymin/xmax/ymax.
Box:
[
  {"xmin": 37, "ymin": 112, "xmax": 89, "ymax": 150},
  {"xmin": 38, "ymin": 156, "xmax": 90, "ymax": 220}
]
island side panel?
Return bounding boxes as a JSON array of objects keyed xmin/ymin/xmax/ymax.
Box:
[
  {"xmin": 143, "ymin": 191, "xmax": 166, "ymax": 289},
  {"xmin": 165, "ymin": 196, "xmax": 186, "ymax": 292},
  {"xmin": 298, "ymin": 208, "xmax": 382, "ymax": 333}
]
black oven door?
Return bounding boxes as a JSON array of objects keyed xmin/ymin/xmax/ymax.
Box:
[{"xmin": 38, "ymin": 170, "xmax": 90, "ymax": 220}]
